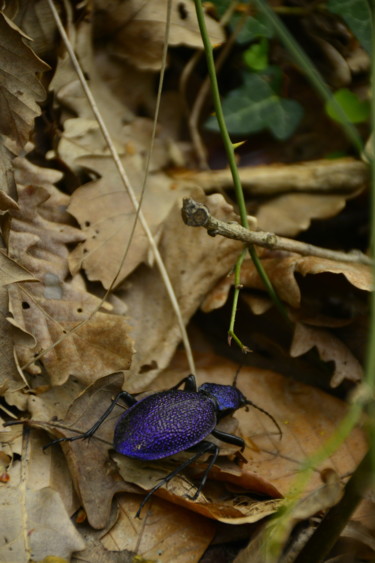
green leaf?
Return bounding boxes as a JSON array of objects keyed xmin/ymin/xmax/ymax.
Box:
[
  {"xmin": 232, "ymin": 11, "xmax": 274, "ymax": 44},
  {"xmin": 206, "ymin": 0, "xmax": 274, "ymax": 43},
  {"xmin": 243, "ymin": 38, "xmax": 268, "ymax": 71},
  {"xmin": 327, "ymin": 0, "xmax": 372, "ymax": 54},
  {"xmin": 205, "ymin": 74, "xmax": 303, "ymax": 140},
  {"xmin": 326, "ymin": 88, "xmax": 370, "ymax": 124}
]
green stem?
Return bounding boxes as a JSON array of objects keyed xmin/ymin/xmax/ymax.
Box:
[{"xmin": 193, "ymin": 0, "xmax": 288, "ymax": 326}]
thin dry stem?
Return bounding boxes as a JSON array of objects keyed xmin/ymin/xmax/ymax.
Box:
[{"xmin": 182, "ymin": 198, "xmax": 372, "ymax": 266}]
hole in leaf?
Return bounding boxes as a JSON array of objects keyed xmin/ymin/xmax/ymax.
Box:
[
  {"xmin": 178, "ymin": 2, "xmax": 188, "ymax": 19},
  {"xmin": 22, "ymin": 302, "xmax": 30, "ymax": 309}
]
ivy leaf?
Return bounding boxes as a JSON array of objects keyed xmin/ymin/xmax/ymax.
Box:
[
  {"xmin": 243, "ymin": 38, "xmax": 269, "ymax": 71},
  {"xmin": 326, "ymin": 89, "xmax": 370, "ymax": 124},
  {"xmin": 327, "ymin": 0, "xmax": 372, "ymax": 54},
  {"xmin": 206, "ymin": 74, "xmax": 303, "ymax": 140}
]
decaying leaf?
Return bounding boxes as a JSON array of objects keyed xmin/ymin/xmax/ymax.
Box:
[
  {"xmin": 7, "ymin": 168, "xmax": 134, "ymax": 384},
  {"xmin": 0, "ymin": 486, "xmax": 85, "ymax": 561},
  {"xmin": 0, "ymin": 12, "xmax": 48, "ymax": 148},
  {"xmin": 291, "ymin": 323, "xmax": 363, "ymax": 387},
  {"xmin": 68, "ymin": 154, "xmax": 182, "ymax": 287},
  {"xmin": 118, "ymin": 188, "xmax": 244, "ymax": 389},
  {"xmin": 29, "ymin": 373, "xmax": 140, "ymax": 530},
  {"xmin": 94, "ymin": 0, "xmax": 225, "ymax": 70},
  {"xmin": 101, "ymin": 493, "xmax": 216, "ymax": 561},
  {"xmin": 0, "ymin": 12, "xmax": 49, "ymax": 194},
  {"xmin": 202, "ymin": 253, "xmax": 370, "ymax": 386}
]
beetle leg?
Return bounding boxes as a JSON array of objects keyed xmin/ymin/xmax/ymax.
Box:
[
  {"xmin": 135, "ymin": 440, "xmax": 218, "ymax": 518},
  {"xmin": 211, "ymin": 428, "xmax": 245, "ymax": 450},
  {"xmin": 169, "ymin": 374, "xmax": 197, "ymax": 392},
  {"xmin": 43, "ymin": 390, "xmax": 137, "ymax": 451}
]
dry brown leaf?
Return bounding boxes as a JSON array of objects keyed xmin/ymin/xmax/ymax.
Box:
[
  {"xmin": 94, "ymin": 0, "xmax": 225, "ymax": 70},
  {"xmin": 68, "ymin": 154, "xmax": 182, "ymax": 287},
  {"xmin": 7, "ymin": 171, "xmax": 134, "ymax": 384},
  {"xmin": 114, "ymin": 453, "xmax": 283, "ymax": 523},
  {"xmin": 0, "ymin": 12, "xmax": 48, "ymax": 193},
  {"xmin": 101, "ymin": 493, "xmax": 216, "ymax": 560},
  {"xmin": 0, "ymin": 486, "xmax": 85, "ymax": 561},
  {"xmin": 9, "ymin": 280, "xmax": 134, "ymax": 385},
  {"xmin": 256, "ymin": 192, "xmax": 358, "ymax": 237},
  {"xmin": 117, "ymin": 188, "xmax": 243, "ymax": 390},
  {"xmin": 202, "ymin": 253, "xmax": 371, "ymax": 314},
  {"xmin": 9, "ymin": 0, "xmax": 59, "ymax": 61},
  {"xmin": 0, "ymin": 12, "xmax": 48, "ymax": 148},
  {"xmin": 0, "ymin": 251, "xmax": 36, "ymax": 395},
  {"xmin": 30, "ymin": 373, "xmax": 140, "ymax": 530},
  {"xmin": 3, "ymin": 425, "xmax": 79, "ymax": 520},
  {"xmin": 234, "ymin": 470, "xmax": 344, "ymax": 563},
  {"xmin": 291, "ymin": 323, "xmax": 363, "ymax": 387}
]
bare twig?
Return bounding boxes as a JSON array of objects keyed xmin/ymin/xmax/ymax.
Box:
[
  {"xmin": 181, "ymin": 198, "xmax": 372, "ymax": 266},
  {"xmin": 175, "ymin": 158, "xmax": 369, "ymax": 195}
]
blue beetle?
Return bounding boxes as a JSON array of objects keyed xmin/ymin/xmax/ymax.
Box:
[{"xmin": 45, "ymin": 374, "xmax": 281, "ymax": 517}]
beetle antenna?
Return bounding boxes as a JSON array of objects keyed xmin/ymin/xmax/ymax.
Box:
[{"xmin": 245, "ymin": 400, "xmax": 282, "ymax": 440}]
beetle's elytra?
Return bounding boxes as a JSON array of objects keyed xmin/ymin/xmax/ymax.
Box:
[{"xmin": 45, "ymin": 374, "xmax": 281, "ymax": 518}]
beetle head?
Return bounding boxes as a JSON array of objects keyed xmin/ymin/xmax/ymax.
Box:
[
  {"xmin": 199, "ymin": 382, "xmax": 282, "ymax": 439},
  {"xmin": 198, "ymin": 383, "xmax": 246, "ymax": 414}
]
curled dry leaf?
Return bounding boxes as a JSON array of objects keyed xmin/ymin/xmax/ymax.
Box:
[
  {"xmin": 156, "ymin": 359, "xmax": 367, "ymax": 509},
  {"xmin": 7, "ymin": 166, "xmax": 134, "ymax": 385},
  {"xmin": 291, "ymin": 323, "xmax": 363, "ymax": 387},
  {"xmin": 202, "ymin": 254, "xmax": 370, "ymax": 386},
  {"xmin": 94, "ymin": 0, "xmax": 225, "ymax": 70}
]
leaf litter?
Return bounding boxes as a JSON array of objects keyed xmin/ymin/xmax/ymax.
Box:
[{"xmin": 0, "ymin": 1, "xmax": 373, "ymax": 562}]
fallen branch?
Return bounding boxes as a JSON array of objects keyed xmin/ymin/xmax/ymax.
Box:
[{"xmin": 181, "ymin": 198, "xmax": 372, "ymax": 266}]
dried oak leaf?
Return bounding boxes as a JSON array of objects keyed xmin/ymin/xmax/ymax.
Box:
[
  {"xmin": 291, "ymin": 322, "xmax": 363, "ymax": 387},
  {"xmin": 9, "ymin": 0, "xmax": 59, "ymax": 62},
  {"xmin": 256, "ymin": 192, "xmax": 361, "ymax": 237},
  {"xmin": 202, "ymin": 254, "xmax": 370, "ymax": 386},
  {"xmin": 7, "ymin": 168, "xmax": 134, "ymax": 385},
  {"xmin": 0, "ymin": 12, "xmax": 49, "ymax": 192},
  {"xmin": 0, "ymin": 251, "xmax": 35, "ymax": 395},
  {"xmin": 68, "ymin": 154, "xmax": 184, "ymax": 287},
  {"xmin": 101, "ymin": 493, "xmax": 216, "ymax": 561},
  {"xmin": 0, "ymin": 486, "xmax": 85, "ymax": 561},
  {"xmin": 203, "ymin": 253, "xmax": 371, "ymax": 315},
  {"xmin": 94, "ymin": 0, "xmax": 225, "ymax": 70},
  {"xmin": 117, "ymin": 188, "xmax": 244, "ymax": 390},
  {"xmin": 34, "ymin": 373, "xmax": 140, "ymax": 530},
  {"xmin": 0, "ymin": 12, "xmax": 48, "ymax": 146}
]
